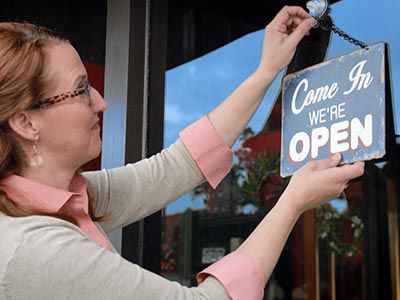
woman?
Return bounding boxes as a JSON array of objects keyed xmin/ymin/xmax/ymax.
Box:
[{"xmin": 0, "ymin": 6, "xmax": 364, "ymax": 300}]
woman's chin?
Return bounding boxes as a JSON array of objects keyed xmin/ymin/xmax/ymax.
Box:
[
  {"xmin": 86, "ymin": 141, "xmax": 102, "ymax": 163},
  {"xmin": 93, "ymin": 141, "xmax": 102, "ymax": 157}
]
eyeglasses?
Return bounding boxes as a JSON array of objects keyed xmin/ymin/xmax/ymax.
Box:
[{"xmin": 31, "ymin": 81, "xmax": 92, "ymax": 110}]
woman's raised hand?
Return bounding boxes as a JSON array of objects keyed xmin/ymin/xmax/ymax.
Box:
[
  {"xmin": 257, "ymin": 6, "xmax": 316, "ymax": 76},
  {"xmin": 282, "ymin": 154, "xmax": 365, "ymax": 214}
]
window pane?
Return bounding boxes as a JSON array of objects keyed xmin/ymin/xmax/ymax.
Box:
[
  {"xmin": 162, "ymin": 30, "xmax": 284, "ymax": 286},
  {"xmin": 162, "ymin": 1, "xmax": 400, "ymax": 298},
  {"xmin": 327, "ymin": 0, "xmax": 400, "ymax": 134}
]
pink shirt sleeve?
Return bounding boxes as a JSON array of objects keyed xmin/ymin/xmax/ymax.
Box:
[
  {"xmin": 197, "ymin": 251, "xmax": 265, "ymax": 300},
  {"xmin": 179, "ymin": 115, "xmax": 233, "ymax": 189}
]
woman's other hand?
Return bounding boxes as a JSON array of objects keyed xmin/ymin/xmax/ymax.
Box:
[
  {"xmin": 257, "ymin": 6, "xmax": 316, "ymax": 77},
  {"xmin": 282, "ymin": 154, "xmax": 365, "ymax": 214}
]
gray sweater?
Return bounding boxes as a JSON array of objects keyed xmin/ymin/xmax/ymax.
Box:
[{"xmin": 0, "ymin": 139, "xmax": 230, "ymax": 300}]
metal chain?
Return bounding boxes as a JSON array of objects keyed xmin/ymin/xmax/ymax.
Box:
[{"xmin": 317, "ymin": 17, "xmax": 368, "ymax": 49}]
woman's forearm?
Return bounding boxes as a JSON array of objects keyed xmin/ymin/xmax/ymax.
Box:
[
  {"xmin": 208, "ymin": 6, "xmax": 316, "ymax": 148},
  {"xmin": 208, "ymin": 69, "xmax": 277, "ymax": 147},
  {"xmin": 236, "ymin": 192, "xmax": 301, "ymax": 283}
]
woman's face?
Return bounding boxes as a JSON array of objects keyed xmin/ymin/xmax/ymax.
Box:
[{"xmin": 33, "ymin": 43, "xmax": 107, "ymax": 170}]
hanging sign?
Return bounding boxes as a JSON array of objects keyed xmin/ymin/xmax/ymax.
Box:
[{"xmin": 281, "ymin": 42, "xmax": 388, "ymax": 177}]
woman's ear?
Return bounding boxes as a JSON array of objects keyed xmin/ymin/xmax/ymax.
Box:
[{"xmin": 8, "ymin": 111, "xmax": 39, "ymax": 141}]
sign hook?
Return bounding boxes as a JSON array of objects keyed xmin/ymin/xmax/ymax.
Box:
[
  {"xmin": 306, "ymin": 0, "xmax": 329, "ymax": 19},
  {"xmin": 306, "ymin": 0, "xmax": 368, "ymax": 49}
]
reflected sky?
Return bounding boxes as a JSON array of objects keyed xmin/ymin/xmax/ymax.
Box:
[{"xmin": 164, "ymin": 0, "xmax": 400, "ymax": 215}]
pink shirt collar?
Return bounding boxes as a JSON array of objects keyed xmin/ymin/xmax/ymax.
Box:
[
  {"xmin": 0, "ymin": 174, "xmax": 113, "ymax": 252},
  {"xmin": 0, "ymin": 174, "xmax": 88, "ymax": 213}
]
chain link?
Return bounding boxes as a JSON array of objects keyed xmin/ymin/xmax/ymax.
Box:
[{"xmin": 316, "ymin": 17, "xmax": 368, "ymax": 49}]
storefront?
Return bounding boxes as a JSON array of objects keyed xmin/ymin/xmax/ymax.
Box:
[{"xmin": 2, "ymin": 0, "xmax": 399, "ymax": 299}]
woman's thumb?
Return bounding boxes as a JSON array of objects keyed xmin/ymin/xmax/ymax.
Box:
[
  {"xmin": 314, "ymin": 153, "xmax": 342, "ymax": 170},
  {"xmin": 287, "ymin": 18, "xmax": 316, "ymax": 46}
]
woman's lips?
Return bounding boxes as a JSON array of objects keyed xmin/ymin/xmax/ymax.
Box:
[{"xmin": 91, "ymin": 118, "xmax": 100, "ymax": 129}]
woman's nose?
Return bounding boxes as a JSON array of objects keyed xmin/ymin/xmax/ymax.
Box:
[{"xmin": 91, "ymin": 88, "xmax": 108, "ymax": 112}]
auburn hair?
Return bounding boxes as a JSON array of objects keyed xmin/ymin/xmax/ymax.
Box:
[{"xmin": 0, "ymin": 22, "xmax": 108, "ymax": 225}]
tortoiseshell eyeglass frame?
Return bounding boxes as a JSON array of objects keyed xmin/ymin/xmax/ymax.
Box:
[{"xmin": 31, "ymin": 81, "xmax": 92, "ymax": 110}]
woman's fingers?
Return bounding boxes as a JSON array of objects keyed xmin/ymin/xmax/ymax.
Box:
[
  {"xmin": 286, "ymin": 18, "xmax": 315, "ymax": 45},
  {"xmin": 305, "ymin": 155, "xmax": 364, "ymax": 183},
  {"xmin": 269, "ymin": 6, "xmax": 310, "ymax": 33},
  {"xmin": 307, "ymin": 153, "xmax": 342, "ymax": 171},
  {"xmin": 339, "ymin": 161, "xmax": 365, "ymax": 181},
  {"xmin": 326, "ymin": 161, "xmax": 365, "ymax": 182},
  {"xmin": 285, "ymin": 16, "xmax": 306, "ymax": 30},
  {"xmin": 258, "ymin": 6, "xmax": 316, "ymax": 75},
  {"xmin": 287, "ymin": 157, "xmax": 364, "ymax": 213}
]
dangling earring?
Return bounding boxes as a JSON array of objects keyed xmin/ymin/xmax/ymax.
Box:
[{"xmin": 30, "ymin": 136, "xmax": 44, "ymax": 168}]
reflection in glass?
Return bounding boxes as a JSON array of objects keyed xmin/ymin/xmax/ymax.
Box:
[
  {"xmin": 161, "ymin": 0, "xmax": 400, "ymax": 298},
  {"xmin": 317, "ymin": 182, "xmax": 365, "ymax": 299},
  {"xmin": 161, "ymin": 30, "xmax": 282, "ymax": 286}
]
